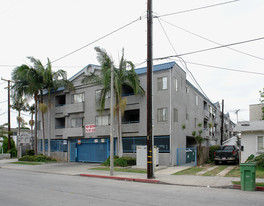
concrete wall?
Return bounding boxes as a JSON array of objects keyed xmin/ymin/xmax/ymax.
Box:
[
  {"xmin": 250, "ymin": 104, "xmax": 263, "ymax": 121},
  {"xmin": 38, "ymin": 63, "xmax": 233, "ymax": 165}
]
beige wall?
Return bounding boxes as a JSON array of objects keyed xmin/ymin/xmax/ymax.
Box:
[{"xmin": 250, "ymin": 104, "xmax": 263, "ymax": 121}]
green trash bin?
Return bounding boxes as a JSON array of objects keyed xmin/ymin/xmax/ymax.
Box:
[{"xmin": 240, "ymin": 163, "xmax": 256, "ymax": 191}]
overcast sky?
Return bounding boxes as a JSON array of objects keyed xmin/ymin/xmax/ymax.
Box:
[{"xmin": 0, "ymin": 0, "xmax": 263, "ymax": 128}]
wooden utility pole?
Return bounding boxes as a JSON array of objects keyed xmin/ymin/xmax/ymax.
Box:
[
  {"xmin": 1, "ymin": 78, "xmax": 12, "ymax": 155},
  {"xmin": 220, "ymin": 99, "xmax": 224, "ymax": 145},
  {"xmin": 147, "ymin": 0, "xmax": 154, "ymax": 179}
]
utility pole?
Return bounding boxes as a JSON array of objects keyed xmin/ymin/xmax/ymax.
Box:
[
  {"xmin": 110, "ymin": 64, "xmax": 114, "ymax": 176},
  {"xmin": 1, "ymin": 78, "xmax": 12, "ymax": 156},
  {"xmin": 220, "ymin": 99, "xmax": 224, "ymax": 145},
  {"xmin": 147, "ymin": 0, "xmax": 154, "ymax": 179},
  {"xmin": 235, "ymin": 109, "xmax": 240, "ymax": 123}
]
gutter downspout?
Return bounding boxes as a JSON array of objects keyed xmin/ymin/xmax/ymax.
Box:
[{"xmin": 169, "ymin": 67, "xmax": 172, "ymax": 165}]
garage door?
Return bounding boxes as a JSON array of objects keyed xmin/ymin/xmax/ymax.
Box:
[{"xmin": 77, "ymin": 142, "xmax": 108, "ymax": 162}]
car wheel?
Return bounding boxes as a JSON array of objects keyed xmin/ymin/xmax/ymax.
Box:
[{"xmin": 215, "ymin": 160, "xmax": 219, "ymax": 165}]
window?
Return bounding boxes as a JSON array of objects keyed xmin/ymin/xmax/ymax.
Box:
[
  {"xmin": 72, "ymin": 93, "xmax": 84, "ymax": 104},
  {"xmin": 71, "ymin": 118, "xmax": 83, "ymax": 128},
  {"xmin": 173, "ymin": 108, "xmax": 178, "ymax": 122},
  {"xmin": 157, "ymin": 108, "xmax": 168, "ymax": 122},
  {"xmin": 257, "ymin": 136, "xmax": 264, "ymax": 152},
  {"xmin": 123, "ymin": 136, "xmax": 170, "ymax": 153},
  {"xmin": 157, "ymin": 77, "xmax": 167, "ymax": 90},
  {"xmin": 174, "ymin": 78, "xmax": 178, "ymax": 91},
  {"xmin": 122, "ymin": 109, "xmax": 140, "ymax": 124},
  {"xmin": 95, "ymin": 115, "xmax": 109, "ymax": 126},
  {"xmin": 55, "ymin": 118, "xmax": 65, "ymax": 129},
  {"xmin": 186, "ymin": 87, "xmax": 189, "ymax": 93},
  {"xmin": 194, "ymin": 118, "xmax": 198, "ymax": 128},
  {"xmin": 55, "ymin": 95, "xmax": 66, "ymax": 106},
  {"xmin": 96, "ymin": 90, "xmax": 110, "ymax": 101},
  {"xmin": 196, "ymin": 95, "xmax": 199, "ymax": 106}
]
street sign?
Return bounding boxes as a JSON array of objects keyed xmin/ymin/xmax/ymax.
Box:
[{"xmin": 85, "ymin": 124, "xmax": 95, "ymax": 133}]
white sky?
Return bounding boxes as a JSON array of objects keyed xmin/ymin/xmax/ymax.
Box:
[{"xmin": 0, "ymin": 0, "xmax": 263, "ymax": 128}]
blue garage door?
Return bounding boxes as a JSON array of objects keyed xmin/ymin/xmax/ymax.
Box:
[{"xmin": 77, "ymin": 142, "xmax": 108, "ymax": 162}]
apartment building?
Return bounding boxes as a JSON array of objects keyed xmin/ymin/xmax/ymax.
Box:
[{"xmin": 38, "ymin": 61, "xmax": 234, "ymax": 166}]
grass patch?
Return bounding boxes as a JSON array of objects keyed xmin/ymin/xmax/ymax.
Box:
[
  {"xmin": 89, "ymin": 167, "xmax": 147, "ymax": 174},
  {"xmin": 232, "ymin": 181, "xmax": 264, "ymax": 187},
  {"xmin": 203, "ymin": 165, "xmax": 228, "ymax": 176},
  {"xmin": 173, "ymin": 167, "xmax": 205, "ymax": 175},
  {"xmin": 10, "ymin": 161, "xmax": 42, "ymax": 165},
  {"xmin": 225, "ymin": 166, "xmax": 264, "ymax": 178}
]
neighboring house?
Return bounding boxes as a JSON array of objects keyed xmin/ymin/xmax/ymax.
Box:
[
  {"xmin": 222, "ymin": 136, "xmax": 239, "ymax": 147},
  {"xmin": 234, "ymin": 121, "xmax": 264, "ymax": 163},
  {"xmin": 38, "ymin": 61, "xmax": 234, "ymax": 166},
  {"xmin": 250, "ymin": 104, "xmax": 263, "ymax": 121}
]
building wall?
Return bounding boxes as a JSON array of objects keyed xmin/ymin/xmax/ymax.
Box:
[
  {"xmin": 250, "ymin": 104, "xmax": 263, "ymax": 121},
  {"xmin": 38, "ymin": 62, "xmax": 234, "ymax": 165},
  {"xmin": 241, "ymin": 131, "xmax": 264, "ymax": 163}
]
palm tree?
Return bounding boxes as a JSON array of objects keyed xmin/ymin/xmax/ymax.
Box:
[
  {"xmin": 41, "ymin": 58, "xmax": 74, "ymax": 156},
  {"xmin": 11, "ymin": 58, "xmax": 44, "ymax": 155},
  {"xmin": 82, "ymin": 47, "xmax": 144, "ymax": 157},
  {"xmin": 26, "ymin": 103, "xmax": 35, "ymax": 149}
]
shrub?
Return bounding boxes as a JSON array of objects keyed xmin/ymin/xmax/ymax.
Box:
[
  {"xmin": 19, "ymin": 154, "xmax": 56, "ymax": 162},
  {"xmin": 209, "ymin": 145, "xmax": 220, "ymax": 162},
  {"xmin": 25, "ymin": 149, "xmax": 35, "ymax": 156},
  {"xmin": 245, "ymin": 154, "xmax": 264, "ymax": 168},
  {"xmin": 102, "ymin": 156, "xmax": 136, "ymax": 167}
]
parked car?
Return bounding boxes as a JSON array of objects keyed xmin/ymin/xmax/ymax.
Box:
[{"xmin": 214, "ymin": 145, "xmax": 239, "ymax": 165}]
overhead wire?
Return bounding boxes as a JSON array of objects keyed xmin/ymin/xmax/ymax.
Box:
[
  {"xmin": 156, "ymin": 17, "xmax": 210, "ymax": 100},
  {"xmin": 51, "ymin": 17, "xmax": 143, "ymax": 64},
  {"xmin": 159, "ymin": 18, "xmax": 264, "ymax": 62},
  {"xmin": 155, "ymin": 0, "xmax": 240, "ymax": 18},
  {"xmin": 171, "ymin": 59, "xmax": 264, "ymax": 76},
  {"xmin": 154, "ymin": 37, "xmax": 264, "ymax": 61}
]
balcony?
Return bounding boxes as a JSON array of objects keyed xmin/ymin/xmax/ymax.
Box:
[
  {"xmin": 55, "ymin": 127, "xmax": 84, "ymax": 138},
  {"xmin": 122, "ymin": 122, "xmax": 140, "ymax": 133},
  {"xmin": 55, "ymin": 102, "xmax": 84, "ymax": 116},
  {"xmin": 204, "ymin": 110, "xmax": 209, "ymax": 119}
]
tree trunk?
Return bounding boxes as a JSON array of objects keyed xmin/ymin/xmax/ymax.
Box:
[
  {"xmin": 118, "ymin": 108, "xmax": 123, "ymax": 157},
  {"xmin": 42, "ymin": 111, "xmax": 45, "ymax": 155},
  {"xmin": 34, "ymin": 98, "xmax": 38, "ymax": 155},
  {"xmin": 18, "ymin": 111, "xmax": 21, "ymax": 158},
  {"xmin": 47, "ymin": 104, "xmax": 51, "ymax": 157}
]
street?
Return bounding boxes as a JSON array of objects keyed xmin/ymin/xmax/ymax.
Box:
[{"xmin": 0, "ymin": 168, "xmax": 263, "ymax": 206}]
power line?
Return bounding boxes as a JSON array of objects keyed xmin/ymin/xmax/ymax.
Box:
[
  {"xmin": 51, "ymin": 17, "xmax": 142, "ymax": 64},
  {"xmin": 172, "ymin": 59, "xmax": 264, "ymax": 76},
  {"xmin": 154, "ymin": 36, "xmax": 264, "ymax": 60},
  {"xmin": 157, "ymin": 18, "xmax": 210, "ymax": 100},
  {"xmin": 159, "ymin": 18, "xmax": 264, "ymax": 62},
  {"xmin": 155, "ymin": 0, "xmax": 240, "ymax": 18}
]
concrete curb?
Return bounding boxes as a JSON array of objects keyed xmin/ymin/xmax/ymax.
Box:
[
  {"xmin": 233, "ymin": 184, "xmax": 264, "ymax": 191},
  {"xmin": 80, "ymin": 174, "xmax": 160, "ymax": 184}
]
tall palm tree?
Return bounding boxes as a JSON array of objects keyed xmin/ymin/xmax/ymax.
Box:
[
  {"xmin": 11, "ymin": 58, "xmax": 44, "ymax": 155},
  {"xmin": 82, "ymin": 47, "xmax": 144, "ymax": 157},
  {"xmin": 41, "ymin": 58, "xmax": 74, "ymax": 156},
  {"xmin": 26, "ymin": 103, "xmax": 35, "ymax": 149}
]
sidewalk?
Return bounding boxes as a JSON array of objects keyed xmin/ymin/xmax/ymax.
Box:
[{"xmin": 1, "ymin": 159, "xmax": 263, "ymax": 190}]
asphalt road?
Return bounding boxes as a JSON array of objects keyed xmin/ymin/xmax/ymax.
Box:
[{"xmin": 0, "ymin": 168, "xmax": 263, "ymax": 206}]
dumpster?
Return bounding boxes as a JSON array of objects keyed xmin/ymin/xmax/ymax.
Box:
[{"xmin": 240, "ymin": 163, "xmax": 256, "ymax": 191}]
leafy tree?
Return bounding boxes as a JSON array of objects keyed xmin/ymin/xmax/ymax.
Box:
[
  {"xmin": 260, "ymin": 88, "xmax": 264, "ymax": 120},
  {"xmin": 82, "ymin": 47, "xmax": 144, "ymax": 157},
  {"xmin": 192, "ymin": 123, "xmax": 204, "ymax": 166},
  {"xmin": 41, "ymin": 58, "xmax": 74, "ymax": 156},
  {"xmin": 0, "ymin": 124, "xmax": 16, "ymax": 157},
  {"xmin": 11, "ymin": 57, "xmax": 45, "ymax": 155}
]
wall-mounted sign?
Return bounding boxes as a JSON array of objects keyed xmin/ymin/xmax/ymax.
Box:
[
  {"xmin": 85, "ymin": 124, "xmax": 95, "ymax": 133},
  {"xmin": 94, "ymin": 139, "xmax": 98, "ymax": 143},
  {"xmin": 78, "ymin": 139, "xmax": 81, "ymax": 145}
]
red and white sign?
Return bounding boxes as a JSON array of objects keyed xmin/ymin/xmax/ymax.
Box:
[{"xmin": 85, "ymin": 124, "xmax": 95, "ymax": 133}]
